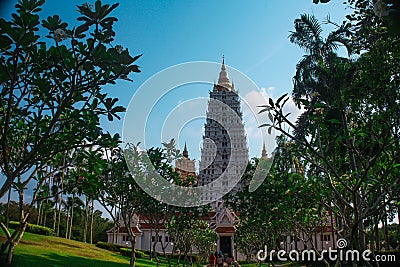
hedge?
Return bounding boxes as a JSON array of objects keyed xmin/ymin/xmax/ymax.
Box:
[
  {"xmin": 8, "ymin": 221, "xmax": 55, "ymax": 236},
  {"xmin": 96, "ymin": 241, "xmax": 126, "ymax": 252},
  {"xmin": 120, "ymin": 248, "xmax": 146, "ymax": 258},
  {"xmin": 96, "ymin": 241, "xmax": 197, "ymax": 262},
  {"xmin": 141, "ymin": 250, "xmax": 158, "ymax": 257}
]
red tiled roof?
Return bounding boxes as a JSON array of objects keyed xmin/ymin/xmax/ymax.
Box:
[
  {"xmin": 215, "ymin": 226, "xmax": 235, "ymax": 233},
  {"xmin": 139, "ymin": 223, "xmax": 166, "ymax": 230},
  {"xmin": 315, "ymin": 226, "xmax": 334, "ymax": 233}
]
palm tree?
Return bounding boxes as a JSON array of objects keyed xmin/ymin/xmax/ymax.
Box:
[
  {"xmin": 36, "ymin": 181, "xmax": 51, "ymax": 226},
  {"xmin": 63, "ymin": 192, "xmax": 83, "ymax": 239},
  {"xmin": 51, "ymin": 172, "xmax": 61, "ymax": 232},
  {"xmin": 289, "ymin": 14, "xmax": 352, "ymax": 105},
  {"xmin": 288, "ymin": 14, "xmax": 356, "ymax": 143}
]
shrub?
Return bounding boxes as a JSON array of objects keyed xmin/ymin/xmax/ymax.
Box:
[
  {"xmin": 8, "ymin": 221, "xmax": 19, "ymax": 229},
  {"xmin": 141, "ymin": 250, "xmax": 158, "ymax": 257},
  {"xmin": 9, "ymin": 221, "xmax": 55, "ymax": 236},
  {"xmin": 120, "ymin": 248, "xmax": 145, "ymax": 258},
  {"xmin": 120, "ymin": 248, "xmax": 130, "ymax": 257},
  {"xmin": 136, "ymin": 250, "xmax": 146, "ymax": 258},
  {"xmin": 96, "ymin": 241, "xmax": 126, "ymax": 252}
]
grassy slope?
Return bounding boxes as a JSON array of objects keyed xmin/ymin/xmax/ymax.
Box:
[
  {"xmin": 0, "ymin": 231, "xmax": 290, "ymax": 267},
  {"xmin": 0, "ymin": 231, "xmax": 183, "ymax": 267}
]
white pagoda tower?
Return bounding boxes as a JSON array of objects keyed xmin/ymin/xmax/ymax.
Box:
[{"xmin": 198, "ymin": 57, "xmax": 248, "ymax": 205}]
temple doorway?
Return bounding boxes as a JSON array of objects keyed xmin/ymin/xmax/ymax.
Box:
[{"xmin": 219, "ymin": 236, "xmax": 232, "ymax": 256}]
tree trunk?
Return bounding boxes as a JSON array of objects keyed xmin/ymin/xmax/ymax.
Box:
[
  {"xmin": 40, "ymin": 203, "xmax": 45, "ymax": 226},
  {"xmin": 168, "ymin": 243, "xmax": 174, "ymax": 267},
  {"xmin": 43, "ymin": 199, "xmax": 48, "ymax": 227},
  {"xmin": 330, "ymin": 210, "xmax": 336, "ymax": 249},
  {"xmin": 113, "ymin": 208, "xmax": 118, "ymax": 243},
  {"xmin": 6, "ymin": 221, "xmax": 27, "ymax": 265},
  {"xmin": 152, "ymin": 234, "xmax": 158, "ymax": 260},
  {"xmin": 6, "ymin": 240, "xmax": 16, "ymax": 264},
  {"xmin": 375, "ymin": 220, "xmax": 380, "ymax": 251},
  {"xmin": 314, "ymin": 226, "xmax": 318, "ymax": 251},
  {"xmin": 65, "ymin": 207, "xmax": 69, "ymax": 239},
  {"xmin": 83, "ymin": 196, "xmax": 89, "ymax": 243},
  {"xmin": 359, "ymin": 218, "xmax": 366, "ymax": 252},
  {"xmin": 178, "ymin": 252, "xmax": 182, "ymax": 267},
  {"xmin": 68, "ymin": 195, "xmax": 75, "ymax": 240},
  {"xmin": 383, "ymin": 219, "xmax": 389, "ymax": 250},
  {"xmin": 5, "ymin": 188, "xmax": 11, "ymax": 228},
  {"xmin": 36, "ymin": 201, "xmax": 42, "ymax": 225},
  {"xmin": 113, "ymin": 221, "xmax": 116, "ymax": 244},
  {"xmin": 39, "ymin": 206, "xmax": 43, "ymax": 226},
  {"xmin": 149, "ymin": 228, "xmax": 152, "ymax": 260},
  {"xmin": 57, "ymin": 183, "xmax": 64, "ymax": 236},
  {"xmin": 57, "ymin": 155, "xmax": 65, "ymax": 236},
  {"xmin": 90, "ymin": 199, "xmax": 94, "ymax": 244},
  {"xmin": 56, "ymin": 193, "xmax": 62, "ymax": 236},
  {"xmin": 53, "ymin": 204, "xmax": 57, "ymax": 231},
  {"xmin": 130, "ymin": 236, "xmax": 137, "ymax": 267}
]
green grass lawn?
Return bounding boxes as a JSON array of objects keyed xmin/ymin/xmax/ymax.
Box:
[
  {"xmin": 0, "ymin": 231, "xmax": 314, "ymax": 267},
  {"xmin": 0, "ymin": 231, "xmax": 200, "ymax": 266}
]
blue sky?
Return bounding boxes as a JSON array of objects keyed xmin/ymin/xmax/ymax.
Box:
[
  {"xmin": 6, "ymin": 0, "xmax": 397, "ymax": 220},
  {"xmin": 1, "ymin": 0, "xmax": 351, "ymax": 161}
]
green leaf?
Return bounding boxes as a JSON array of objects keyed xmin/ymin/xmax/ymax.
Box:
[
  {"xmin": 268, "ymin": 112, "xmax": 274, "ymax": 123},
  {"xmin": 277, "ymin": 93, "xmax": 288, "ymax": 105},
  {"xmin": 42, "ymin": 15, "xmax": 67, "ymax": 31},
  {"xmin": 111, "ymin": 106, "xmax": 125, "ymax": 113},
  {"xmin": 75, "ymin": 24, "xmax": 89, "ymax": 36},
  {"xmin": 95, "ymin": 0, "xmax": 102, "ymax": 13},
  {"xmin": 129, "ymin": 64, "xmax": 141, "ymax": 73},
  {"xmin": 0, "ymin": 34, "xmax": 13, "ymax": 49},
  {"xmin": 258, "ymin": 108, "xmax": 270, "ymax": 114},
  {"xmin": 269, "ymin": 98, "xmax": 274, "ymax": 108}
]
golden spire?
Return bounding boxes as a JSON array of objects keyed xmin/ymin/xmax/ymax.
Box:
[
  {"xmin": 261, "ymin": 143, "xmax": 268, "ymax": 159},
  {"xmin": 217, "ymin": 55, "xmax": 231, "ymax": 90},
  {"xmin": 183, "ymin": 142, "xmax": 189, "ymax": 158}
]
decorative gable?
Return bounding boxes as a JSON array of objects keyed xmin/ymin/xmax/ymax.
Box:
[
  {"xmin": 216, "ymin": 208, "xmax": 236, "ymax": 226},
  {"xmin": 221, "ymin": 215, "xmax": 230, "ymax": 224}
]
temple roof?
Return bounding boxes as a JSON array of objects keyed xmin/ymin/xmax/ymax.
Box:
[{"xmin": 217, "ymin": 55, "xmax": 232, "ymax": 90}]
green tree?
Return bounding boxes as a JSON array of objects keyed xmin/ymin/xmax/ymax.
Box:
[
  {"xmin": 100, "ymin": 145, "xmax": 140, "ymax": 267},
  {"xmin": 288, "ymin": 13, "xmax": 351, "ymax": 105},
  {"xmin": 191, "ymin": 220, "xmax": 217, "ymax": 264},
  {"xmin": 136, "ymin": 147, "xmax": 180, "ymax": 261},
  {"xmin": 168, "ymin": 212, "xmax": 197, "ymax": 266},
  {"xmin": 228, "ymin": 141, "xmax": 329, "ymax": 265},
  {"xmin": 71, "ymin": 146, "xmax": 108, "ymax": 243},
  {"xmin": 0, "ymin": 0, "xmax": 141, "ymax": 264},
  {"xmin": 260, "ymin": 12, "xmax": 400, "ymax": 266},
  {"xmin": 313, "ymin": 0, "xmax": 400, "ymax": 36}
]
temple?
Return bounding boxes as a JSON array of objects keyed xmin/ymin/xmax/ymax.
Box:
[
  {"xmin": 175, "ymin": 143, "xmax": 197, "ymax": 185},
  {"xmin": 198, "ymin": 56, "xmax": 248, "ymax": 204},
  {"xmin": 106, "ymin": 57, "xmax": 338, "ymax": 260}
]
